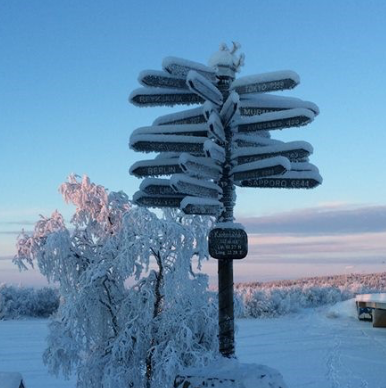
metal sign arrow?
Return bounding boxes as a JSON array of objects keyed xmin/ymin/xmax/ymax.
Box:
[
  {"xmin": 187, "ymin": 70, "xmax": 223, "ymax": 106},
  {"xmin": 133, "ymin": 191, "xmax": 185, "ymax": 208},
  {"xmin": 130, "ymin": 158, "xmax": 183, "ymax": 178},
  {"xmin": 139, "ymin": 178, "xmax": 176, "ymax": 196},
  {"xmin": 170, "ymin": 174, "xmax": 222, "ymax": 199},
  {"xmin": 233, "ymin": 141, "xmax": 313, "ymax": 164},
  {"xmin": 204, "ymin": 140, "xmax": 226, "ymax": 164},
  {"xmin": 235, "ymin": 170, "xmax": 323, "ymax": 189},
  {"xmin": 138, "ymin": 70, "xmax": 188, "ymax": 90},
  {"xmin": 179, "ymin": 153, "xmax": 222, "ymax": 180},
  {"xmin": 180, "ymin": 197, "xmax": 224, "ymax": 216},
  {"xmin": 153, "ymin": 107, "xmax": 206, "ymax": 126},
  {"xmin": 236, "ymin": 108, "xmax": 315, "ymax": 133},
  {"xmin": 132, "ymin": 124, "xmax": 208, "ymax": 138},
  {"xmin": 231, "ymin": 156, "xmax": 291, "ymax": 181},
  {"xmin": 208, "ymin": 112, "xmax": 226, "ymax": 144},
  {"xmin": 162, "ymin": 56, "xmax": 217, "ymax": 81},
  {"xmin": 233, "ymin": 133, "xmax": 281, "ymax": 147},
  {"xmin": 239, "ymin": 94, "xmax": 319, "ymax": 117},
  {"xmin": 130, "ymin": 134, "xmax": 207, "ymax": 154},
  {"xmin": 220, "ymin": 91, "xmax": 239, "ymax": 126},
  {"xmin": 129, "ymin": 87, "xmax": 204, "ymax": 107},
  {"xmin": 231, "ymin": 70, "xmax": 300, "ymax": 95}
]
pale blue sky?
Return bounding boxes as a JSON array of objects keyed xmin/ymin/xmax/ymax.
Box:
[{"xmin": 1, "ymin": 1, "xmax": 386, "ymax": 285}]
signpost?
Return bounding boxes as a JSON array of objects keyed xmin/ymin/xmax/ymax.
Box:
[{"xmin": 128, "ymin": 44, "xmax": 321, "ymax": 368}]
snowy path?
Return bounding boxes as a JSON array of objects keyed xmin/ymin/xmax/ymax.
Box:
[
  {"xmin": 0, "ymin": 301, "xmax": 386, "ymax": 388},
  {"xmin": 237, "ymin": 301, "xmax": 386, "ymax": 388}
]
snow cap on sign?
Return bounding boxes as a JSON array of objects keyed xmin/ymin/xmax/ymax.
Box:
[
  {"xmin": 240, "ymin": 94, "xmax": 320, "ymax": 116},
  {"xmin": 152, "ymin": 106, "xmax": 204, "ymax": 126},
  {"xmin": 290, "ymin": 161, "xmax": 319, "ymax": 172},
  {"xmin": 231, "ymin": 156, "xmax": 291, "ymax": 174},
  {"xmin": 208, "ymin": 42, "xmax": 245, "ymax": 74},
  {"xmin": 231, "ymin": 70, "xmax": 300, "ymax": 90},
  {"xmin": 162, "ymin": 56, "xmax": 216, "ymax": 80}
]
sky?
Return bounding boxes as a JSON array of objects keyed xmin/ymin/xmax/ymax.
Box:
[{"xmin": 1, "ymin": 0, "xmax": 386, "ymax": 286}]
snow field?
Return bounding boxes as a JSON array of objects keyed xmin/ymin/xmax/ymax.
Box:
[{"xmin": 1, "ymin": 300, "xmax": 386, "ymax": 388}]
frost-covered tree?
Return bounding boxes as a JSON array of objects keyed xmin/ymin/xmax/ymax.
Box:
[{"xmin": 15, "ymin": 174, "xmax": 218, "ymax": 388}]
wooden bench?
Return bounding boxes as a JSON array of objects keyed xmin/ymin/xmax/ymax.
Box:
[{"xmin": 355, "ymin": 293, "xmax": 386, "ymax": 327}]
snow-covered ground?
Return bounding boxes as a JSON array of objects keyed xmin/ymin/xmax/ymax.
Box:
[{"xmin": 1, "ymin": 299, "xmax": 386, "ymax": 388}]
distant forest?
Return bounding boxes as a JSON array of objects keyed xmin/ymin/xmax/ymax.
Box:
[{"xmin": 1, "ymin": 272, "xmax": 386, "ymax": 320}]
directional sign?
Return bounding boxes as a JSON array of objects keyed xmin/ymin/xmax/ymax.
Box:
[
  {"xmin": 180, "ymin": 197, "xmax": 223, "ymax": 216},
  {"xmin": 138, "ymin": 70, "xmax": 188, "ymax": 90},
  {"xmin": 233, "ymin": 141, "xmax": 313, "ymax": 164},
  {"xmin": 179, "ymin": 153, "xmax": 222, "ymax": 180},
  {"xmin": 208, "ymin": 227, "xmax": 248, "ymax": 260},
  {"xmin": 236, "ymin": 108, "xmax": 314, "ymax": 133},
  {"xmin": 130, "ymin": 159, "xmax": 183, "ymax": 178},
  {"xmin": 162, "ymin": 56, "xmax": 217, "ymax": 81},
  {"xmin": 220, "ymin": 91, "xmax": 239, "ymax": 126},
  {"xmin": 153, "ymin": 107, "xmax": 206, "ymax": 126},
  {"xmin": 208, "ymin": 112, "xmax": 225, "ymax": 144},
  {"xmin": 231, "ymin": 157, "xmax": 290, "ymax": 181},
  {"xmin": 230, "ymin": 70, "xmax": 300, "ymax": 95},
  {"xmin": 233, "ymin": 133, "xmax": 281, "ymax": 148},
  {"xmin": 204, "ymin": 140, "xmax": 226, "ymax": 164},
  {"xmin": 171, "ymin": 174, "xmax": 222, "ymax": 199},
  {"xmin": 133, "ymin": 191, "xmax": 184, "ymax": 208},
  {"xmin": 132, "ymin": 124, "xmax": 208, "ymax": 138},
  {"xmin": 187, "ymin": 70, "xmax": 223, "ymax": 106},
  {"xmin": 129, "ymin": 87, "xmax": 204, "ymax": 107},
  {"xmin": 139, "ymin": 178, "xmax": 176, "ymax": 196},
  {"xmin": 239, "ymin": 95, "xmax": 320, "ymax": 116},
  {"xmin": 130, "ymin": 134, "xmax": 206, "ymax": 154},
  {"xmin": 235, "ymin": 171, "xmax": 323, "ymax": 189},
  {"xmin": 290, "ymin": 162, "xmax": 319, "ymax": 172},
  {"xmin": 203, "ymin": 101, "xmax": 216, "ymax": 121}
]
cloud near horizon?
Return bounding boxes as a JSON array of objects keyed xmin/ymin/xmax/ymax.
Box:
[{"xmin": 239, "ymin": 204, "xmax": 386, "ymax": 236}]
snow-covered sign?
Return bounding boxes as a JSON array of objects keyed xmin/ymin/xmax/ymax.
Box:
[
  {"xmin": 139, "ymin": 178, "xmax": 175, "ymax": 196},
  {"xmin": 231, "ymin": 156, "xmax": 291, "ymax": 181},
  {"xmin": 128, "ymin": 43, "xmax": 321, "ymax": 362},
  {"xmin": 239, "ymin": 94, "xmax": 320, "ymax": 116},
  {"xmin": 0, "ymin": 372, "xmax": 25, "ymax": 388},
  {"xmin": 204, "ymin": 140, "xmax": 226, "ymax": 163},
  {"xmin": 130, "ymin": 134, "xmax": 207, "ymax": 154},
  {"xmin": 230, "ymin": 70, "xmax": 300, "ymax": 95},
  {"xmin": 236, "ymin": 170, "xmax": 323, "ymax": 189},
  {"xmin": 233, "ymin": 141, "xmax": 313, "ymax": 164},
  {"xmin": 153, "ymin": 107, "xmax": 206, "ymax": 126},
  {"xmin": 220, "ymin": 91, "xmax": 239, "ymax": 126},
  {"xmin": 208, "ymin": 112, "xmax": 226, "ymax": 143},
  {"xmin": 180, "ymin": 197, "xmax": 223, "ymax": 216},
  {"xmin": 138, "ymin": 70, "xmax": 188, "ymax": 90},
  {"xmin": 170, "ymin": 174, "xmax": 222, "ymax": 199},
  {"xmin": 162, "ymin": 56, "xmax": 217, "ymax": 81},
  {"xmin": 187, "ymin": 70, "xmax": 223, "ymax": 106},
  {"xmin": 208, "ymin": 224, "xmax": 248, "ymax": 260},
  {"xmin": 179, "ymin": 153, "xmax": 222, "ymax": 180},
  {"xmin": 132, "ymin": 124, "xmax": 208, "ymax": 138},
  {"xmin": 133, "ymin": 191, "xmax": 184, "ymax": 208},
  {"xmin": 130, "ymin": 158, "xmax": 182, "ymax": 177},
  {"xmin": 129, "ymin": 87, "xmax": 204, "ymax": 107},
  {"xmin": 236, "ymin": 108, "xmax": 315, "ymax": 133}
]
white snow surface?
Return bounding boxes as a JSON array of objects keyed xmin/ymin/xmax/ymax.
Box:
[
  {"xmin": 235, "ymin": 108, "xmax": 315, "ymax": 126},
  {"xmin": 231, "ymin": 71, "xmax": 300, "ymax": 89},
  {"xmin": 233, "ymin": 141, "xmax": 313, "ymax": 158},
  {"xmin": 290, "ymin": 162, "xmax": 319, "ymax": 172},
  {"xmin": 2, "ymin": 302, "xmax": 386, "ymax": 388},
  {"xmin": 162, "ymin": 56, "xmax": 216, "ymax": 80},
  {"xmin": 266, "ymin": 170, "xmax": 323, "ymax": 183},
  {"xmin": 132, "ymin": 123, "xmax": 207, "ymax": 136},
  {"xmin": 0, "ymin": 372, "xmax": 24, "ymax": 388},
  {"xmin": 231, "ymin": 156, "xmax": 291, "ymax": 174},
  {"xmin": 239, "ymin": 94, "xmax": 320, "ymax": 115},
  {"xmin": 152, "ymin": 107, "xmax": 204, "ymax": 126}
]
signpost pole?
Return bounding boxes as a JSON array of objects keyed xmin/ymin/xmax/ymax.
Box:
[{"xmin": 217, "ymin": 72, "xmax": 236, "ymax": 358}]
